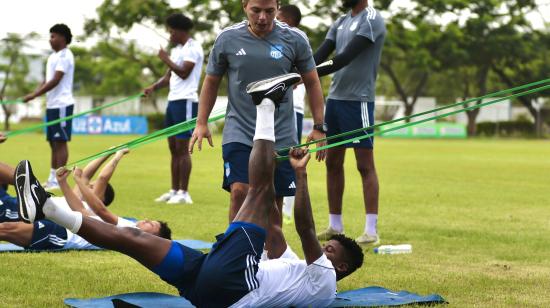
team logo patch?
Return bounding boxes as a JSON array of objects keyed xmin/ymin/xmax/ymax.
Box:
[
  {"xmin": 350, "ymin": 21, "xmax": 358, "ymax": 31},
  {"xmin": 270, "ymin": 45, "xmax": 283, "ymax": 60},
  {"xmin": 224, "ymin": 162, "xmax": 231, "ymax": 177}
]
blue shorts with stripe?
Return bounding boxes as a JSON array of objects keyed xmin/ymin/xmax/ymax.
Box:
[
  {"xmin": 325, "ymin": 99, "xmax": 375, "ymax": 149},
  {"xmin": 46, "ymin": 105, "xmax": 74, "ymax": 142},
  {"xmin": 27, "ymin": 220, "xmax": 67, "ymax": 250},
  {"xmin": 165, "ymin": 99, "xmax": 198, "ymax": 139},
  {"xmin": 152, "ymin": 222, "xmax": 265, "ymax": 307},
  {"xmin": 222, "ymin": 142, "xmax": 296, "ymax": 197},
  {"xmin": 0, "ymin": 188, "xmax": 20, "ymax": 222}
]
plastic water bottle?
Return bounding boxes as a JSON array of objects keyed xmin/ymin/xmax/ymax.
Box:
[{"xmin": 374, "ymin": 244, "xmax": 412, "ymax": 254}]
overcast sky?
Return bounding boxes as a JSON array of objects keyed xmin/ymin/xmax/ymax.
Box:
[{"xmin": 1, "ymin": 0, "xmax": 548, "ymax": 54}]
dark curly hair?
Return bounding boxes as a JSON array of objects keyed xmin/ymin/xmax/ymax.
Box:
[
  {"xmin": 279, "ymin": 5, "xmax": 302, "ymax": 27},
  {"xmin": 330, "ymin": 234, "xmax": 364, "ymax": 279},
  {"xmin": 166, "ymin": 13, "xmax": 194, "ymax": 32},
  {"xmin": 50, "ymin": 24, "xmax": 72, "ymax": 44},
  {"xmin": 157, "ymin": 221, "xmax": 172, "ymax": 240}
]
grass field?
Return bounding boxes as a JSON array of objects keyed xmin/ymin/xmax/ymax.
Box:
[{"xmin": 1, "ymin": 133, "xmax": 549, "ymax": 307}]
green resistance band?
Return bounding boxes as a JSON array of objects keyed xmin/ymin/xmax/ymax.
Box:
[
  {"xmin": 276, "ymin": 83, "xmax": 550, "ymax": 161},
  {"xmin": 6, "ymin": 93, "xmax": 144, "ymax": 137},
  {"xmin": 0, "ymin": 98, "xmax": 23, "ymax": 105},
  {"xmin": 278, "ymin": 78, "xmax": 550, "ymax": 154},
  {"xmin": 66, "ymin": 110, "xmax": 226, "ymax": 168}
]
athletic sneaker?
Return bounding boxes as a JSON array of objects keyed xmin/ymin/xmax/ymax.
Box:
[
  {"xmin": 43, "ymin": 180, "xmax": 60, "ymax": 191},
  {"xmin": 155, "ymin": 190, "xmax": 175, "ymax": 202},
  {"xmin": 14, "ymin": 160, "xmax": 50, "ymax": 223},
  {"xmin": 355, "ymin": 233, "xmax": 381, "ymax": 246},
  {"xmin": 316, "ymin": 227, "xmax": 344, "ymax": 241},
  {"xmin": 182, "ymin": 192, "xmax": 193, "ymax": 204},
  {"xmin": 167, "ymin": 191, "xmax": 187, "ymax": 204},
  {"xmin": 246, "ymin": 73, "xmax": 301, "ymax": 106}
]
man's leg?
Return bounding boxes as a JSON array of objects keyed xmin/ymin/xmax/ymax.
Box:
[
  {"xmin": 233, "ymin": 101, "xmax": 277, "ymax": 230},
  {"xmin": 168, "ymin": 136, "xmax": 181, "ymax": 191},
  {"xmin": 317, "ymin": 146, "xmax": 346, "ymax": 240},
  {"xmin": 52, "ymin": 141, "xmax": 69, "ymax": 168},
  {"xmin": 167, "ymin": 137, "xmax": 193, "ymax": 204},
  {"xmin": 0, "ymin": 162, "xmax": 15, "ymax": 185},
  {"xmin": 0, "ymin": 222, "xmax": 33, "ymax": 247},
  {"xmin": 229, "ymin": 182, "xmax": 248, "ymax": 221},
  {"xmin": 354, "ymin": 148, "xmax": 379, "ymax": 239}
]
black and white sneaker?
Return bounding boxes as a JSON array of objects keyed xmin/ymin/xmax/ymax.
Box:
[
  {"xmin": 246, "ymin": 73, "xmax": 301, "ymax": 106},
  {"xmin": 14, "ymin": 160, "xmax": 50, "ymax": 223}
]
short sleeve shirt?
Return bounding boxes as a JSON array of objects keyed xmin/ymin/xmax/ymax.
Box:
[
  {"xmin": 326, "ymin": 7, "xmax": 386, "ymax": 102},
  {"xmin": 46, "ymin": 48, "xmax": 75, "ymax": 108},
  {"xmin": 206, "ymin": 20, "xmax": 316, "ymax": 149},
  {"xmin": 168, "ymin": 39, "xmax": 204, "ymax": 101}
]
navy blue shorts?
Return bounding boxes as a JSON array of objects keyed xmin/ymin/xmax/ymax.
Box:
[
  {"xmin": 27, "ymin": 220, "xmax": 67, "ymax": 250},
  {"xmin": 326, "ymin": 99, "xmax": 375, "ymax": 149},
  {"xmin": 165, "ymin": 99, "xmax": 198, "ymax": 139},
  {"xmin": 295, "ymin": 112, "xmax": 304, "ymax": 142},
  {"xmin": 222, "ymin": 142, "xmax": 296, "ymax": 197},
  {"xmin": 153, "ymin": 222, "xmax": 265, "ymax": 307},
  {"xmin": 0, "ymin": 188, "xmax": 19, "ymax": 222},
  {"xmin": 46, "ymin": 105, "xmax": 74, "ymax": 142}
]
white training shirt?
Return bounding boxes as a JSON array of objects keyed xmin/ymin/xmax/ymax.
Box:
[
  {"xmin": 45, "ymin": 48, "xmax": 75, "ymax": 108},
  {"xmin": 293, "ymin": 84, "xmax": 306, "ymax": 114},
  {"xmin": 232, "ymin": 252, "xmax": 337, "ymax": 307},
  {"xmin": 168, "ymin": 39, "xmax": 204, "ymax": 102}
]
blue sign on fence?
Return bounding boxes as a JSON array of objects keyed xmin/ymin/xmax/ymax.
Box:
[{"xmin": 72, "ymin": 116, "xmax": 148, "ymax": 135}]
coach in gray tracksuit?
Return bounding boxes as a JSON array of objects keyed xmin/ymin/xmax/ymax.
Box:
[{"xmin": 189, "ymin": 0, "xmax": 326, "ymax": 251}]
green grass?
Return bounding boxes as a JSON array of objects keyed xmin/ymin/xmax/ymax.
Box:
[{"xmin": 1, "ymin": 135, "xmax": 550, "ymax": 307}]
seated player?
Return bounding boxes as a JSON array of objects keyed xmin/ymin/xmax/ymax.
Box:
[{"xmin": 15, "ymin": 73, "xmax": 363, "ymax": 307}]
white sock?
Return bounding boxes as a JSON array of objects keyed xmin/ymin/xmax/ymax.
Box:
[
  {"xmin": 176, "ymin": 189, "xmax": 184, "ymax": 195},
  {"xmin": 43, "ymin": 198, "xmax": 83, "ymax": 233},
  {"xmin": 49, "ymin": 169, "xmax": 56, "ymax": 182},
  {"xmin": 169, "ymin": 189, "xmax": 176, "ymax": 195},
  {"xmin": 329, "ymin": 214, "xmax": 343, "ymax": 233},
  {"xmin": 365, "ymin": 214, "xmax": 378, "ymax": 236},
  {"xmin": 282, "ymin": 196, "xmax": 294, "ymax": 217},
  {"xmin": 253, "ymin": 100, "xmax": 275, "ymax": 142}
]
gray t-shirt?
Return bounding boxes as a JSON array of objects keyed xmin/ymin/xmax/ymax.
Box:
[
  {"xmin": 326, "ymin": 7, "xmax": 386, "ymax": 102},
  {"xmin": 207, "ymin": 20, "xmax": 316, "ymax": 148}
]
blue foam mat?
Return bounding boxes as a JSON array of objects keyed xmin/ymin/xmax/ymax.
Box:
[
  {"xmin": 0, "ymin": 239, "xmax": 212, "ymax": 253},
  {"xmin": 64, "ymin": 286, "xmax": 446, "ymax": 307}
]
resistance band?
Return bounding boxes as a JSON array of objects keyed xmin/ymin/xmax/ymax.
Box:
[
  {"xmin": 0, "ymin": 99, "xmax": 23, "ymax": 105},
  {"xmin": 276, "ymin": 83, "xmax": 550, "ymax": 161},
  {"xmin": 6, "ymin": 93, "xmax": 143, "ymax": 137},
  {"xmin": 66, "ymin": 109, "xmax": 226, "ymax": 168},
  {"xmin": 278, "ymin": 78, "xmax": 550, "ymax": 154}
]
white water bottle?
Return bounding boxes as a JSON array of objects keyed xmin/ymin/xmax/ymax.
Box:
[{"xmin": 374, "ymin": 244, "xmax": 412, "ymax": 254}]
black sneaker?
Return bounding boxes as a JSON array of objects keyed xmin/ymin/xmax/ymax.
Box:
[
  {"xmin": 14, "ymin": 160, "xmax": 50, "ymax": 223},
  {"xmin": 246, "ymin": 73, "xmax": 301, "ymax": 106}
]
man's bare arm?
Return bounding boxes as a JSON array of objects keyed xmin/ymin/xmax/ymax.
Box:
[
  {"xmin": 23, "ymin": 71, "xmax": 64, "ymax": 102},
  {"xmin": 56, "ymin": 168, "xmax": 94, "ymax": 216},
  {"xmin": 189, "ymin": 74, "xmax": 222, "ymax": 153},
  {"xmin": 301, "ymin": 69, "xmax": 327, "ymax": 161},
  {"xmin": 290, "ymin": 148, "xmax": 323, "ymax": 264},
  {"xmin": 92, "ymin": 149, "xmax": 128, "ymax": 200},
  {"xmin": 73, "ymin": 168, "xmax": 119, "ymax": 225}
]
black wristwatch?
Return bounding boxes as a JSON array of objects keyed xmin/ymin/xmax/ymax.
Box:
[{"xmin": 313, "ymin": 123, "xmax": 328, "ymax": 133}]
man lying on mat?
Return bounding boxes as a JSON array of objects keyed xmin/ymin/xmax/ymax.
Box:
[{"xmin": 15, "ymin": 73, "xmax": 363, "ymax": 307}]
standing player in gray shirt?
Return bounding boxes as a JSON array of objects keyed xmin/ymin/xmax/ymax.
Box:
[
  {"xmin": 189, "ymin": 0, "xmax": 327, "ymax": 252},
  {"xmin": 314, "ymin": 0, "xmax": 386, "ymax": 246}
]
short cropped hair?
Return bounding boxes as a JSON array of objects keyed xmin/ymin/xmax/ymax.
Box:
[
  {"xmin": 279, "ymin": 5, "xmax": 302, "ymax": 27},
  {"xmin": 330, "ymin": 234, "xmax": 364, "ymax": 277},
  {"xmin": 242, "ymin": 0, "xmax": 280, "ymax": 6},
  {"xmin": 166, "ymin": 13, "xmax": 194, "ymax": 32},
  {"xmin": 158, "ymin": 221, "xmax": 172, "ymax": 240},
  {"xmin": 50, "ymin": 24, "xmax": 72, "ymax": 44},
  {"xmin": 103, "ymin": 183, "xmax": 115, "ymax": 207}
]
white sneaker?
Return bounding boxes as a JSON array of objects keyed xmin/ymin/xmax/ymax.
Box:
[
  {"xmin": 155, "ymin": 190, "xmax": 175, "ymax": 202},
  {"xmin": 167, "ymin": 192, "xmax": 187, "ymax": 204},
  {"xmin": 43, "ymin": 180, "xmax": 60, "ymax": 191},
  {"xmin": 182, "ymin": 192, "xmax": 193, "ymax": 204}
]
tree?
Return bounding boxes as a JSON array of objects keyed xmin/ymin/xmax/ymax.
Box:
[{"xmin": 0, "ymin": 33, "xmax": 39, "ymax": 131}]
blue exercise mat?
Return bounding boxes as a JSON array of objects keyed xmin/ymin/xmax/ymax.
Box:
[
  {"xmin": 0, "ymin": 239, "xmax": 212, "ymax": 253},
  {"xmin": 64, "ymin": 286, "xmax": 446, "ymax": 307}
]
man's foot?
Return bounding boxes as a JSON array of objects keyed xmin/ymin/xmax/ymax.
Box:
[
  {"xmin": 316, "ymin": 227, "xmax": 344, "ymax": 241},
  {"xmin": 246, "ymin": 73, "xmax": 301, "ymax": 106},
  {"xmin": 182, "ymin": 191, "xmax": 193, "ymax": 204},
  {"xmin": 43, "ymin": 180, "xmax": 60, "ymax": 191},
  {"xmin": 14, "ymin": 160, "xmax": 50, "ymax": 223},
  {"xmin": 167, "ymin": 191, "xmax": 187, "ymax": 204},
  {"xmin": 155, "ymin": 190, "xmax": 175, "ymax": 202},
  {"xmin": 355, "ymin": 233, "xmax": 381, "ymax": 246}
]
